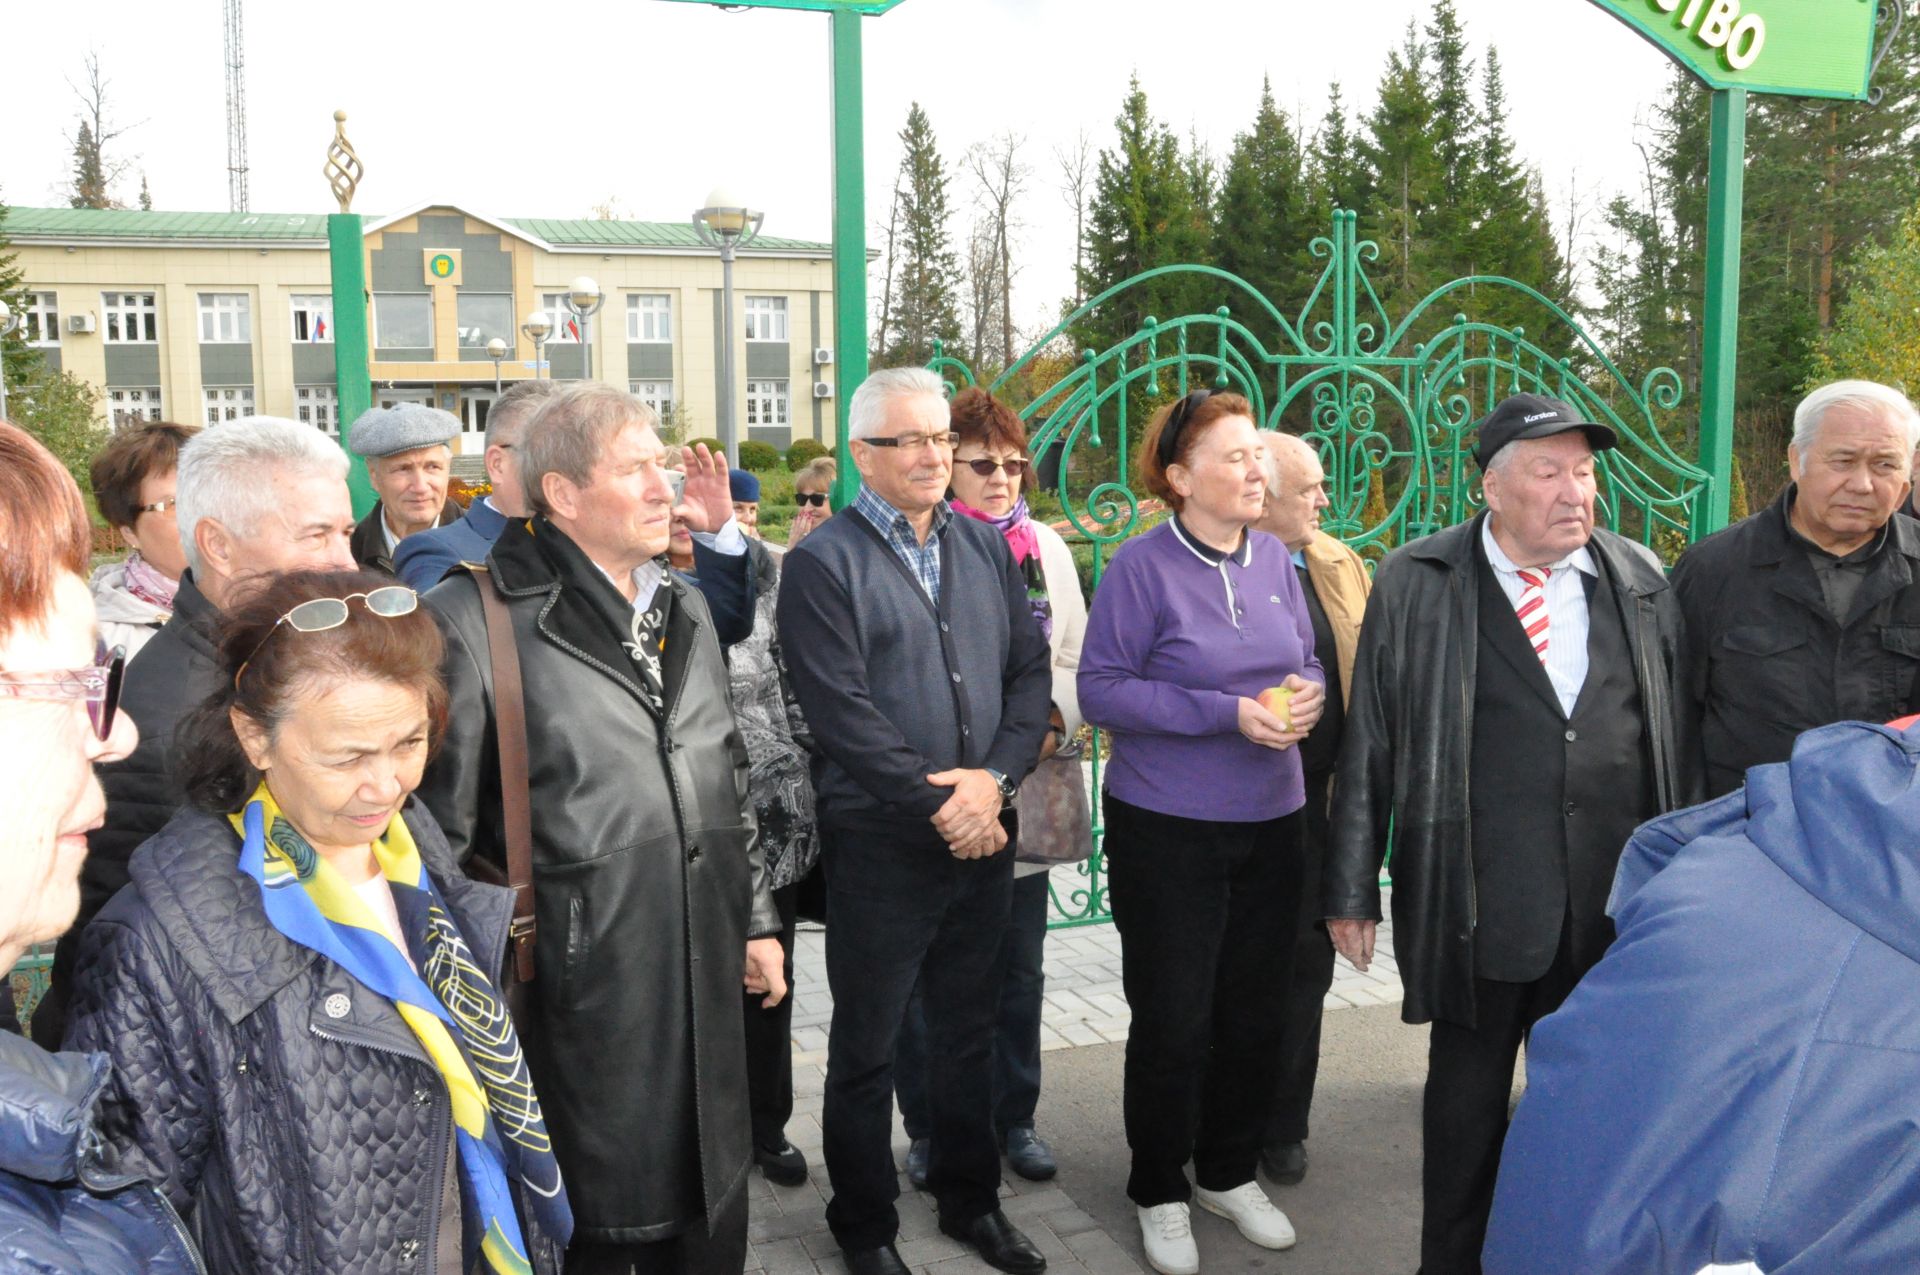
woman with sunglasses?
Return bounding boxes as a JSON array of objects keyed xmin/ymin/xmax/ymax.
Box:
[
  {"xmin": 785, "ymin": 456, "xmax": 837, "ymax": 550},
  {"xmin": 0, "ymin": 422, "xmax": 192, "ymax": 1269},
  {"xmin": 1077, "ymin": 390, "xmax": 1325, "ymax": 1274},
  {"xmin": 892, "ymin": 387, "xmax": 1088, "ymax": 1187},
  {"xmin": 65, "ymin": 568, "xmax": 573, "ymax": 1274},
  {"xmin": 87, "ymin": 420, "xmax": 200, "ymax": 659}
]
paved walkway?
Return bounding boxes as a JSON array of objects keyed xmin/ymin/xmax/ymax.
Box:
[{"xmin": 753, "ymin": 871, "xmax": 1402, "ymax": 1275}]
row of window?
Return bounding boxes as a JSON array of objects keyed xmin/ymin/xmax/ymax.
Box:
[{"xmin": 21, "ymin": 291, "xmax": 793, "ymax": 347}]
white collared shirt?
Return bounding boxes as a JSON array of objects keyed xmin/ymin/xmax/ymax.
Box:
[
  {"xmin": 1481, "ymin": 517, "xmax": 1596, "ymax": 717},
  {"xmin": 381, "ymin": 504, "xmax": 451, "ymax": 554},
  {"xmin": 591, "ymin": 517, "xmax": 748, "ymax": 613}
]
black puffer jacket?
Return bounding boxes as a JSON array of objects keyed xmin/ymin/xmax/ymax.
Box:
[{"xmin": 64, "ymin": 802, "xmax": 564, "ymax": 1275}]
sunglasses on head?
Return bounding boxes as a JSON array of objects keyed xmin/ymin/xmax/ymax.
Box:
[
  {"xmin": 796, "ymin": 492, "xmax": 828, "ymax": 508},
  {"xmin": 958, "ymin": 456, "xmax": 1030, "ymax": 478},
  {"xmin": 0, "ymin": 640, "xmax": 126, "ymax": 740},
  {"xmin": 235, "ymin": 586, "xmax": 419, "ymax": 688}
]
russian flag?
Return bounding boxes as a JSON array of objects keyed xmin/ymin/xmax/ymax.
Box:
[{"xmin": 314, "ymin": 314, "xmax": 328, "ymax": 342}]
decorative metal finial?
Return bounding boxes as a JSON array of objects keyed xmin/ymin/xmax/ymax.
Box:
[{"xmin": 323, "ymin": 109, "xmax": 364, "ymax": 213}]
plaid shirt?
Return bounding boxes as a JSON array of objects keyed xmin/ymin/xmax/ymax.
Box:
[{"xmin": 851, "ymin": 483, "xmax": 951, "ymax": 605}]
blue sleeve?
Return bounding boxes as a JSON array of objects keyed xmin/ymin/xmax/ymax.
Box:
[
  {"xmin": 393, "ymin": 532, "xmax": 458, "ymax": 593},
  {"xmin": 691, "ymin": 538, "xmax": 757, "ymax": 647}
]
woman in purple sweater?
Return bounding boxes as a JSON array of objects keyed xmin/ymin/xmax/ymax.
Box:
[{"xmin": 1078, "ymin": 391, "xmax": 1325, "ymax": 1275}]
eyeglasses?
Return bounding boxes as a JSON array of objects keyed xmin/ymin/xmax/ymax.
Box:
[
  {"xmin": 795, "ymin": 492, "xmax": 828, "ymax": 508},
  {"xmin": 857, "ymin": 431, "xmax": 959, "ymax": 452},
  {"xmin": 235, "ymin": 586, "xmax": 419, "ymax": 688},
  {"xmin": 135, "ymin": 498, "xmax": 178, "ymax": 517},
  {"xmin": 958, "ymin": 456, "xmax": 1030, "ymax": 478},
  {"xmin": 1156, "ymin": 389, "xmax": 1216, "ymax": 469},
  {"xmin": 0, "ymin": 640, "xmax": 126, "ymax": 740}
]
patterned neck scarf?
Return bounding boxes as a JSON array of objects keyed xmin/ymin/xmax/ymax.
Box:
[
  {"xmin": 951, "ymin": 495, "xmax": 1053, "ymax": 641},
  {"xmin": 123, "ymin": 550, "xmax": 179, "ymax": 613},
  {"xmin": 231, "ymin": 784, "xmax": 571, "ymax": 1272}
]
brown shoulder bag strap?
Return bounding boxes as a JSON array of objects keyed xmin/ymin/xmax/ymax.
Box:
[{"xmin": 470, "ymin": 564, "xmax": 536, "ymax": 984}]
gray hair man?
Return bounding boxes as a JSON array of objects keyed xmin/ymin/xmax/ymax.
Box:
[
  {"xmin": 33, "ymin": 415, "xmax": 357, "ymax": 1047},
  {"xmin": 1673, "ymin": 378, "xmax": 1920, "ymax": 796},
  {"xmin": 393, "ymin": 380, "xmax": 559, "ymax": 590},
  {"xmin": 345, "ymin": 402, "xmax": 464, "ymax": 574}
]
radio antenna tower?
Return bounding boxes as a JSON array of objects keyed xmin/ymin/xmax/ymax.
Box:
[{"xmin": 224, "ymin": 0, "xmax": 249, "ymax": 211}]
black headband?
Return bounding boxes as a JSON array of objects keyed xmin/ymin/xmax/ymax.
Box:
[{"xmin": 1156, "ymin": 389, "xmax": 1215, "ymax": 470}]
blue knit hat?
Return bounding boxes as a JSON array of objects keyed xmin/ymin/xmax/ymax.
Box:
[{"xmin": 730, "ymin": 469, "xmax": 762, "ymax": 503}]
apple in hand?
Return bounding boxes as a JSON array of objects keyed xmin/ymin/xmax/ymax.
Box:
[{"xmin": 1257, "ymin": 685, "xmax": 1295, "ymax": 732}]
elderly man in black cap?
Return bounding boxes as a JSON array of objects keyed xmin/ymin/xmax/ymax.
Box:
[
  {"xmin": 345, "ymin": 402, "xmax": 466, "ymax": 574},
  {"xmin": 1322, "ymin": 392, "xmax": 1698, "ymax": 1275}
]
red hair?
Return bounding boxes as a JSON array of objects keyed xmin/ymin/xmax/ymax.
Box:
[{"xmin": 0, "ymin": 421, "xmax": 91, "ymax": 642}]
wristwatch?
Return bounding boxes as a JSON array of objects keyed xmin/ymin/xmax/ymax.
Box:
[{"xmin": 986, "ymin": 767, "xmax": 1019, "ymax": 807}]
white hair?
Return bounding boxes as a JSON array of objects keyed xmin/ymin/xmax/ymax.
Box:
[
  {"xmin": 1792, "ymin": 379, "xmax": 1920, "ymax": 456},
  {"xmin": 1261, "ymin": 432, "xmax": 1320, "ymax": 491},
  {"xmin": 848, "ymin": 367, "xmax": 947, "ymax": 440},
  {"xmin": 176, "ymin": 416, "xmax": 351, "ymax": 576}
]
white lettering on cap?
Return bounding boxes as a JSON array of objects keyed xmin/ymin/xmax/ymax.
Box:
[{"xmin": 1522, "ymin": 411, "xmax": 1561, "ymax": 424}]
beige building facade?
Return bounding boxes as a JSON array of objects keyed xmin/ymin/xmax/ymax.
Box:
[{"xmin": 8, "ymin": 203, "xmax": 841, "ymax": 455}]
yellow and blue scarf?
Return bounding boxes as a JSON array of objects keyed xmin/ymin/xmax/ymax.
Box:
[{"xmin": 233, "ymin": 785, "xmax": 571, "ymax": 1272}]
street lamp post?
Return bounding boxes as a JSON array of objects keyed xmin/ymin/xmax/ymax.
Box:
[
  {"xmin": 486, "ymin": 336, "xmax": 508, "ymax": 396},
  {"xmin": 692, "ymin": 187, "xmax": 765, "ymax": 463},
  {"xmin": 563, "ymin": 276, "xmax": 603, "ymax": 383},
  {"xmin": 521, "ymin": 310, "xmax": 552, "ymax": 380},
  {"xmin": 0, "ymin": 300, "xmax": 16, "ymax": 423}
]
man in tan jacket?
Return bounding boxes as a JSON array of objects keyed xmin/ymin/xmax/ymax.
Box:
[{"xmin": 1252, "ymin": 432, "xmax": 1371, "ymax": 1186}]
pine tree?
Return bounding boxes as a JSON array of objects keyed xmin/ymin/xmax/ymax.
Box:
[
  {"xmin": 1359, "ymin": 23, "xmax": 1443, "ymax": 303},
  {"xmin": 0, "ymin": 197, "xmax": 43, "ymax": 395},
  {"xmin": 1422, "ymin": 0, "xmax": 1478, "ymax": 280},
  {"xmin": 1307, "ymin": 84, "xmax": 1371, "ymax": 222},
  {"xmin": 880, "ymin": 103, "xmax": 964, "ymax": 368},
  {"xmin": 138, "ymin": 173, "xmax": 152, "ymax": 211},
  {"xmin": 1811, "ymin": 199, "xmax": 1920, "ymax": 395},
  {"xmin": 70, "ymin": 121, "xmax": 110, "ymax": 209},
  {"xmin": 1212, "ymin": 78, "xmax": 1317, "ymax": 321},
  {"xmin": 1467, "ymin": 49, "xmax": 1566, "ymax": 328}
]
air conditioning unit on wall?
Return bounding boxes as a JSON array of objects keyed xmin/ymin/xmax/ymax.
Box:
[
  {"xmin": 67, "ymin": 313, "xmax": 97, "ymax": 334},
  {"xmin": 813, "ymin": 347, "xmax": 833, "ymax": 366},
  {"xmin": 812, "ymin": 381, "xmax": 833, "ymax": 399}
]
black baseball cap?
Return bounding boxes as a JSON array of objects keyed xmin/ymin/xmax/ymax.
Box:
[{"xmin": 1473, "ymin": 393, "xmax": 1618, "ymax": 469}]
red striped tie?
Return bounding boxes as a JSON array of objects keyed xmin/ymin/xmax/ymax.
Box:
[{"xmin": 1515, "ymin": 568, "xmax": 1551, "ymax": 663}]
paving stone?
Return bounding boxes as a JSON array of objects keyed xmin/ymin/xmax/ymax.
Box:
[
  {"xmin": 1039, "ymin": 1205, "xmax": 1104, "ymax": 1238},
  {"xmin": 895, "ymin": 1233, "xmax": 969, "ymax": 1265},
  {"xmin": 1062, "ymin": 1227, "xmax": 1147, "ymax": 1275},
  {"xmin": 750, "ymin": 1208, "xmax": 823, "ymax": 1244},
  {"xmin": 755, "ymin": 1237, "xmax": 817, "ymax": 1275}
]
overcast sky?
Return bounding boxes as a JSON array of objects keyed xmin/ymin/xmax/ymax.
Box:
[{"xmin": 8, "ymin": 0, "xmax": 1676, "ymax": 337}]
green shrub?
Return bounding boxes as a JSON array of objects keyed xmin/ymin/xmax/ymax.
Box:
[
  {"xmin": 684, "ymin": 436, "xmax": 725, "ymax": 457},
  {"xmin": 785, "ymin": 438, "xmax": 830, "ymax": 470},
  {"xmin": 737, "ymin": 440, "xmax": 782, "ymax": 472}
]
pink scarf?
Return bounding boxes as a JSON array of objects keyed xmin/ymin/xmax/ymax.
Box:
[
  {"xmin": 951, "ymin": 496, "xmax": 1040, "ymax": 566},
  {"xmin": 123, "ymin": 552, "xmax": 179, "ymax": 612}
]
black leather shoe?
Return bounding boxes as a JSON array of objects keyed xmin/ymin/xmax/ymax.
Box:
[
  {"xmin": 1004, "ymin": 1127, "xmax": 1057, "ymax": 1181},
  {"xmin": 1259, "ymin": 1139, "xmax": 1308, "ymax": 1186},
  {"xmin": 940, "ymin": 1208, "xmax": 1047, "ymax": 1275},
  {"xmin": 755, "ymin": 1137, "xmax": 809, "ymax": 1187},
  {"xmin": 843, "ymin": 1243, "xmax": 911, "ymax": 1275},
  {"xmin": 905, "ymin": 1137, "xmax": 930, "ymax": 1190}
]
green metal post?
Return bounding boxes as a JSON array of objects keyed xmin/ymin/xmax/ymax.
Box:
[
  {"xmin": 328, "ymin": 213, "xmax": 377, "ymax": 517},
  {"xmin": 828, "ymin": 6, "xmax": 868, "ymax": 511},
  {"xmin": 1694, "ymin": 87, "xmax": 1745, "ymax": 537}
]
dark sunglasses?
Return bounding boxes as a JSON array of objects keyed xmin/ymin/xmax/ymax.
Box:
[
  {"xmin": 0, "ymin": 640, "xmax": 126, "ymax": 741},
  {"xmin": 235, "ymin": 586, "xmax": 419, "ymax": 688},
  {"xmin": 1156, "ymin": 389, "xmax": 1216, "ymax": 469},
  {"xmin": 958, "ymin": 456, "xmax": 1030, "ymax": 478},
  {"xmin": 795, "ymin": 492, "xmax": 828, "ymax": 507}
]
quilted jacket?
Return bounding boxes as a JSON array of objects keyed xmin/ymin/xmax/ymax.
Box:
[
  {"xmin": 63, "ymin": 801, "xmax": 564, "ymax": 1275},
  {"xmin": 0, "ymin": 1029, "xmax": 202, "ymax": 1273}
]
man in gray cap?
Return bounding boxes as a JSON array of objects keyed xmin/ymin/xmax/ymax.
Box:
[{"xmin": 346, "ymin": 402, "xmax": 467, "ymax": 574}]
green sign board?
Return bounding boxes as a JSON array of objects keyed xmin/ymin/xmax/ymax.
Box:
[{"xmin": 1587, "ymin": 0, "xmax": 1882, "ymax": 99}]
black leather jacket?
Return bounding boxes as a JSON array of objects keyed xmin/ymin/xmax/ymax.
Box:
[{"xmin": 1323, "ymin": 516, "xmax": 1700, "ymax": 1026}]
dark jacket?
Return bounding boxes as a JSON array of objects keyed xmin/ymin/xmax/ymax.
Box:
[
  {"xmin": 37, "ymin": 573, "xmax": 224, "ymax": 1049},
  {"xmin": 394, "ymin": 496, "xmax": 511, "ymax": 592},
  {"xmin": 1323, "ymin": 515, "xmax": 1699, "ymax": 1027},
  {"xmin": 417, "ymin": 517, "xmax": 778, "ymax": 1244},
  {"xmin": 0, "ymin": 1030, "xmax": 202, "ymax": 1274},
  {"xmin": 64, "ymin": 803, "xmax": 563, "ymax": 1275},
  {"xmin": 1671, "ymin": 486, "xmax": 1920, "ymax": 797},
  {"xmin": 350, "ymin": 498, "xmax": 465, "ymax": 576},
  {"xmin": 1486, "ymin": 720, "xmax": 1920, "ymax": 1274}
]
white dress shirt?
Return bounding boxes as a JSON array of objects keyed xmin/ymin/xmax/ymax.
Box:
[
  {"xmin": 594, "ymin": 517, "xmax": 748, "ymax": 612},
  {"xmin": 1481, "ymin": 517, "xmax": 1596, "ymax": 718}
]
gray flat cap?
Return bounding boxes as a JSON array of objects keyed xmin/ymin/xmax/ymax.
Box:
[{"xmin": 346, "ymin": 403, "xmax": 461, "ymax": 458}]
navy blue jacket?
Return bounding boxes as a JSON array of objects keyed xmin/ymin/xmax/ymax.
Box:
[
  {"xmin": 0, "ymin": 1029, "xmax": 201, "ymax": 1273},
  {"xmin": 1485, "ymin": 719, "xmax": 1920, "ymax": 1275}
]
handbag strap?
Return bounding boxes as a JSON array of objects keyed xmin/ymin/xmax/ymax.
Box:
[{"xmin": 470, "ymin": 564, "xmax": 536, "ymax": 984}]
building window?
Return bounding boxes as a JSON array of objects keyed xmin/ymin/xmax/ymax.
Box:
[
  {"xmin": 540, "ymin": 294, "xmax": 583, "ymax": 344},
  {"xmin": 373, "ymin": 294, "xmax": 434, "ymax": 348},
  {"xmin": 457, "ymin": 293, "xmax": 514, "ymax": 348},
  {"xmin": 22, "ymin": 293, "xmax": 59, "ymax": 346},
  {"xmin": 627, "ymin": 294, "xmax": 672, "ymax": 343},
  {"xmin": 102, "ymin": 292, "xmax": 158, "ymax": 343},
  {"xmin": 745, "ymin": 379, "xmax": 789, "ymax": 429},
  {"xmin": 197, "ymin": 293, "xmax": 252, "ymax": 344},
  {"xmin": 202, "ymin": 386, "xmax": 256, "ymax": 425},
  {"xmin": 291, "ymin": 294, "xmax": 333, "ymax": 343},
  {"xmin": 107, "ymin": 387, "xmax": 162, "ymax": 426},
  {"xmin": 744, "ymin": 296, "xmax": 788, "ymax": 342},
  {"xmin": 296, "ymin": 384, "xmax": 339, "ymax": 433},
  {"xmin": 630, "ymin": 380, "xmax": 675, "ymax": 417}
]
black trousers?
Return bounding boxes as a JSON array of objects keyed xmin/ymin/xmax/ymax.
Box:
[
  {"xmin": 563, "ymin": 1189, "xmax": 748, "ymax": 1275},
  {"xmin": 1104, "ymin": 792, "xmax": 1304, "ymax": 1207},
  {"xmin": 1266, "ymin": 769, "xmax": 1338, "ymax": 1147},
  {"xmin": 743, "ymin": 882, "xmax": 800, "ymax": 1149},
  {"xmin": 895, "ymin": 868, "xmax": 1051, "ymax": 1140},
  {"xmin": 820, "ymin": 811, "xmax": 1014, "ymax": 1251},
  {"xmin": 1419, "ymin": 919, "xmax": 1579, "ymax": 1275}
]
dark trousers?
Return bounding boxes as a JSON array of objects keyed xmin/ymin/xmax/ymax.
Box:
[
  {"xmin": 744, "ymin": 882, "xmax": 800, "ymax": 1149},
  {"xmin": 896, "ymin": 869, "xmax": 1051, "ymax": 1140},
  {"xmin": 1266, "ymin": 770, "xmax": 1337, "ymax": 1147},
  {"xmin": 1419, "ymin": 919, "xmax": 1579, "ymax": 1275},
  {"xmin": 1104, "ymin": 792, "xmax": 1304, "ymax": 1207},
  {"xmin": 820, "ymin": 812, "xmax": 1014, "ymax": 1251},
  {"xmin": 563, "ymin": 1189, "xmax": 748, "ymax": 1275}
]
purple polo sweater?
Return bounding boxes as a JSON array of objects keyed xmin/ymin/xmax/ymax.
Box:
[{"xmin": 1078, "ymin": 519, "xmax": 1324, "ymax": 823}]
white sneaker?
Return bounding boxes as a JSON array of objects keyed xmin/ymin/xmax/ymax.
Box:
[
  {"xmin": 1193, "ymin": 1181, "xmax": 1297, "ymax": 1250},
  {"xmin": 1137, "ymin": 1202, "xmax": 1200, "ymax": 1275}
]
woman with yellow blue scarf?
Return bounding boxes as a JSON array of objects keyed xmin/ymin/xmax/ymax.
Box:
[{"xmin": 66, "ymin": 569, "xmax": 572, "ymax": 1274}]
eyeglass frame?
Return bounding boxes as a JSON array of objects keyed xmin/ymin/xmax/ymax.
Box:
[
  {"xmin": 854, "ymin": 430, "xmax": 960, "ymax": 452},
  {"xmin": 234, "ymin": 586, "xmax": 420, "ymax": 689},
  {"xmin": 0, "ymin": 640, "xmax": 126, "ymax": 740},
  {"xmin": 134, "ymin": 498, "xmax": 178, "ymax": 517},
  {"xmin": 795, "ymin": 491, "xmax": 829, "ymax": 508},
  {"xmin": 955, "ymin": 455, "xmax": 1030, "ymax": 478}
]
